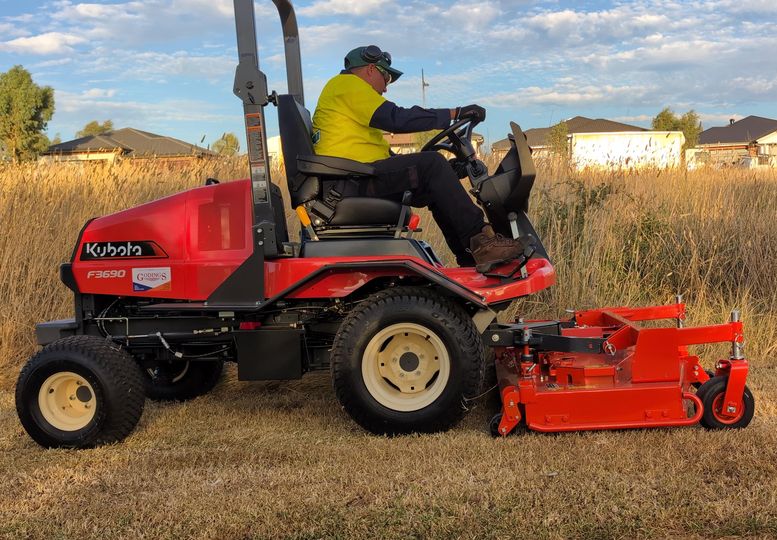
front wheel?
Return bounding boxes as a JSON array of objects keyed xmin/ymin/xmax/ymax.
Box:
[
  {"xmin": 15, "ymin": 336, "xmax": 145, "ymax": 448},
  {"xmin": 331, "ymin": 287, "xmax": 483, "ymax": 435}
]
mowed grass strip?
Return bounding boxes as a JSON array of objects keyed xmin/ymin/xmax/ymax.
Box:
[{"xmin": 1, "ymin": 159, "xmax": 776, "ymax": 538}]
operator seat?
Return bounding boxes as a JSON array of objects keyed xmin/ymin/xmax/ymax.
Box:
[{"xmin": 277, "ymin": 94, "xmax": 406, "ymax": 231}]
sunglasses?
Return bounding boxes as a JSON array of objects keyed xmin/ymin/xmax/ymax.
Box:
[{"xmin": 375, "ymin": 65, "xmax": 392, "ymax": 85}]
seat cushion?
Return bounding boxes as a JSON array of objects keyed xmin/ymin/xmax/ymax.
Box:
[{"xmin": 328, "ymin": 197, "xmax": 405, "ymax": 226}]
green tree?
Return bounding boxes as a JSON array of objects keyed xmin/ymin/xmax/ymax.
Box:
[
  {"xmin": 76, "ymin": 120, "xmax": 113, "ymax": 138},
  {"xmin": 546, "ymin": 120, "xmax": 569, "ymax": 158},
  {"xmin": 0, "ymin": 65, "xmax": 55, "ymax": 162},
  {"xmin": 651, "ymin": 107, "xmax": 702, "ymax": 150},
  {"xmin": 50, "ymin": 133, "xmax": 62, "ymax": 145},
  {"xmin": 212, "ymin": 132, "xmax": 240, "ymax": 156}
]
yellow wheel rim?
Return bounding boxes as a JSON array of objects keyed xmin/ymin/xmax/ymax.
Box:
[
  {"xmin": 37, "ymin": 371, "xmax": 97, "ymax": 431},
  {"xmin": 362, "ymin": 322, "xmax": 450, "ymax": 412}
]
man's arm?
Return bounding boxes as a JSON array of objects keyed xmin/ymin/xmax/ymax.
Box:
[{"xmin": 369, "ymin": 101, "xmax": 455, "ymax": 133}]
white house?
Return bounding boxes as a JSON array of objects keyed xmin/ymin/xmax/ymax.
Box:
[{"xmin": 571, "ymin": 131, "xmax": 685, "ymax": 170}]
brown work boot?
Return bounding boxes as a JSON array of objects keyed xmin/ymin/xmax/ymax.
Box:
[{"xmin": 469, "ymin": 224, "xmax": 535, "ymax": 273}]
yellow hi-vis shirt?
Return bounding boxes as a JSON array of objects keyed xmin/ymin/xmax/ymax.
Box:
[{"xmin": 312, "ymin": 73, "xmax": 390, "ymax": 163}]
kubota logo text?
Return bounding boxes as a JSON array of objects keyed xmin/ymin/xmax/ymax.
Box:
[{"xmin": 80, "ymin": 241, "xmax": 164, "ymax": 260}]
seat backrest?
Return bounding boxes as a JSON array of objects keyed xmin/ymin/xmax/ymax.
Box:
[{"xmin": 277, "ymin": 94, "xmax": 319, "ymax": 206}]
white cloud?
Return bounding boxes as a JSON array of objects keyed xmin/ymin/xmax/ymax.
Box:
[
  {"xmin": 49, "ymin": 0, "xmax": 235, "ymax": 45},
  {"xmin": 32, "ymin": 58, "xmax": 74, "ymax": 68},
  {"xmin": 121, "ymin": 51, "xmax": 234, "ymax": 83},
  {"xmin": 298, "ymin": 0, "xmax": 389, "ymax": 17},
  {"xmin": 479, "ymin": 83, "xmax": 654, "ymax": 108},
  {"xmin": 300, "ymin": 23, "xmax": 359, "ymax": 48},
  {"xmin": 0, "ymin": 22, "xmax": 29, "ymax": 38},
  {"xmin": 713, "ymin": 0, "xmax": 777, "ymax": 13},
  {"xmin": 68, "ymin": 48, "xmax": 234, "ymax": 85},
  {"xmin": 588, "ymin": 39, "xmax": 728, "ymax": 70},
  {"xmin": 170, "ymin": 0, "xmax": 233, "ymax": 18},
  {"xmin": 0, "ymin": 32, "xmax": 87, "ymax": 55},
  {"xmin": 612, "ymin": 114, "xmax": 653, "ymax": 123},
  {"xmin": 82, "ymin": 88, "xmax": 117, "ymax": 98},
  {"xmin": 54, "ymin": 89, "xmax": 234, "ymax": 130},
  {"xmin": 441, "ymin": 2, "xmax": 501, "ymax": 32},
  {"xmin": 698, "ymin": 113, "xmax": 744, "ymax": 126}
]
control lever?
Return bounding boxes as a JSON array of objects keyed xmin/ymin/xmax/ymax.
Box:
[
  {"xmin": 394, "ymin": 191, "xmax": 413, "ymax": 239},
  {"xmin": 508, "ymin": 212, "xmax": 529, "ymax": 278},
  {"xmin": 508, "ymin": 212, "xmax": 522, "ymax": 240}
]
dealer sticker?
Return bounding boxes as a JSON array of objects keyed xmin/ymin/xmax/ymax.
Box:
[{"xmin": 132, "ymin": 267, "xmax": 172, "ymax": 292}]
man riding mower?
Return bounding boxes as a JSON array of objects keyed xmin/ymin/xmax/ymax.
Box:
[{"xmin": 14, "ymin": 0, "xmax": 752, "ymax": 449}]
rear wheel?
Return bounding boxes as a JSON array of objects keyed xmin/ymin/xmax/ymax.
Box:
[
  {"xmin": 15, "ymin": 336, "xmax": 145, "ymax": 448},
  {"xmin": 698, "ymin": 375, "xmax": 754, "ymax": 429},
  {"xmin": 331, "ymin": 287, "xmax": 483, "ymax": 435},
  {"xmin": 143, "ymin": 359, "xmax": 223, "ymax": 401}
]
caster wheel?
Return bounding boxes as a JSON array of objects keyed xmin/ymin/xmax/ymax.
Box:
[
  {"xmin": 698, "ymin": 376, "xmax": 754, "ymax": 429},
  {"xmin": 489, "ymin": 413, "xmax": 503, "ymax": 437},
  {"xmin": 692, "ymin": 369, "xmax": 716, "ymax": 389}
]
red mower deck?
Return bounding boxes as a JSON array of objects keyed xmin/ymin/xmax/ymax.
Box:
[{"xmin": 488, "ymin": 299, "xmax": 753, "ymax": 436}]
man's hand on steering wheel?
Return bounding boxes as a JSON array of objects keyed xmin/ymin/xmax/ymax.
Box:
[
  {"xmin": 420, "ymin": 104, "xmax": 486, "ymax": 159},
  {"xmin": 455, "ymin": 104, "xmax": 486, "ymax": 123}
]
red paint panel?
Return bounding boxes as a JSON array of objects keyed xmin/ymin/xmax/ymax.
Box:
[
  {"xmin": 440, "ymin": 258, "xmax": 555, "ymax": 302},
  {"xmin": 263, "ymin": 256, "xmax": 555, "ymax": 303},
  {"xmin": 72, "ymin": 179, "xmax": 252, "ymax": 300}
]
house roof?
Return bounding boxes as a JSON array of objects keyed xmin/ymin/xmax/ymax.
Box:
[
  {"xmin": 46, "ymin": 127, "xmax": 214, "ymax": 157},
  {"xmin": 699, "ymin": 115, "xmax": 777, "ymax": 146},
  {"xmin": 492, "ymin": 116, "xmax": 646, "ymax": 150}
]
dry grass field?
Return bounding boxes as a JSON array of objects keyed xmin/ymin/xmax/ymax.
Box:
[{"xmin": 1, "ymin": 158, "xmax": 776, "ymax": 539}]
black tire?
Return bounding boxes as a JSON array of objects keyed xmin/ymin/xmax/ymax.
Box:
[
  {"xmin": 489, "ymin": 413, "xmax": 503, "ymax": 437},
  {"xmin": 15, "ymin": 336, "xmax": 145, "ymax": 448},
  {"xmin": 698, "ymin": 375, "xmax": 755, "ymax": 429},
  {"xmin": 488, "ymin": 411, "xmax": 527, "ymax": 437},
  {"xmin": 479, "ymin": 346, "xmax": 501, "ymax": 407},
  {"xmin": 142, "ymin": 359, "xmax": 223, "ymax": 401},
  {"xmin": 331, "ymin": 287, "xmax": 483, "ymax": 435},
  {"xmin": 691, "ymin": 369, "xmax": 716, "ymax": 389}
]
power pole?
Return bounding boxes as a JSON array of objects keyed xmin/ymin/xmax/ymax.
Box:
[{"xmin": 421, "ymin": 69, "xmax": 429, "ymax": 107}]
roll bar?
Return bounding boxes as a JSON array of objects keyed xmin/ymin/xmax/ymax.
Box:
[
  {"xmin": 230, "ymin": 0, "xmax": 303, "ymax": 263},
  {"xmin": 213, "ymin": 0, "xmax": 303, "ymax": 305},
  {"xmin": 233, "ymin": 0, "xmax": 303, "ymax": 107},
  {"xmin": 272, "ymin": 0, "xmax": 304, "ymax": 106}
]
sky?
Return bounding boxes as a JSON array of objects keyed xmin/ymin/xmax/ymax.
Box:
[{"xmin": 1, "ymin": 0, "xmax": 776, "ymax": 151}]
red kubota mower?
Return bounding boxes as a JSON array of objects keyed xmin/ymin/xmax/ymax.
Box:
[{"xmin": 15, "ymin": 0, "xmax": 753, "ymax": 448}]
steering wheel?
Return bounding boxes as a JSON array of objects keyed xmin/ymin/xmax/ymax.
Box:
[{"xmin": 420, "ymin": 116, "xmax": 478, "ymax": 160}]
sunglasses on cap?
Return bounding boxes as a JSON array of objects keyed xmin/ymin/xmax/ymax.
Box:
[{"xmin": 361, "ymin": 45, "xmax": 392, "ymax": 66}]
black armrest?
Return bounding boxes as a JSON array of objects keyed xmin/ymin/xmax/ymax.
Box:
[{"xmin": 297, "ymin": 155, "xmax": 376, "ymax": 178}]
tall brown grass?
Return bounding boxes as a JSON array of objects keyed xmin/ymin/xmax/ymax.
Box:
[
  {"xmin": 1, "ymin": 158, "xmax": 776, "ymax": 386},
  {"xmin": 1, "ymin": 158, "xmax": 777, "ymax": 538}
]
